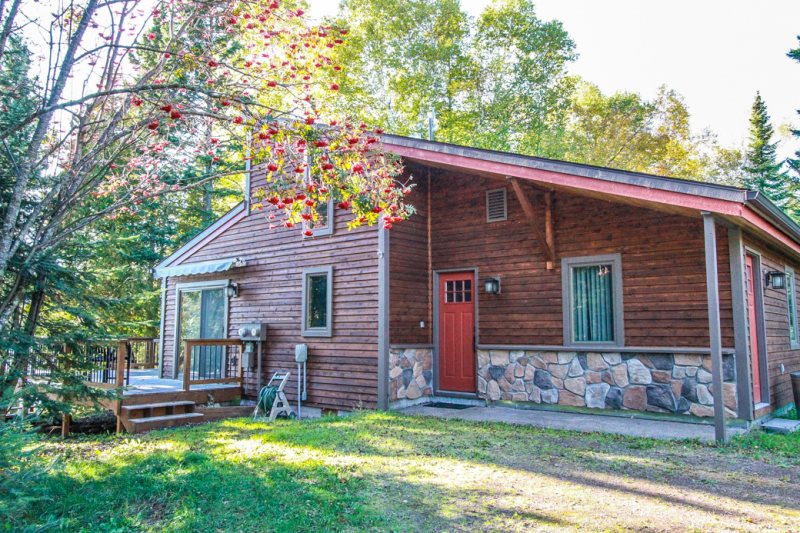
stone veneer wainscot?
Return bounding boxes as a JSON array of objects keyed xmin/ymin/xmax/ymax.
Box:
[
  {"xmin": 477, "ymin": 350, "xmax": 737, "ymax": 417},
  {"xmin": 389, "ymin": 347, "xmax": 434, "ymax": 402}
]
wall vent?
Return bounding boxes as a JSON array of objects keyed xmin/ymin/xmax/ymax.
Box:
[{"xmin": 486, "ymin": 188, "xmax": 508, "ymax": 222}]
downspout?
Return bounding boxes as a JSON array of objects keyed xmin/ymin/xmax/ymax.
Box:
[
  {"xmin": 157, "ymin": 276, "xmax": 167, "ymax": 378},
  {"xmin": 377, "ymin": 219, "xmax": 390, "ymax": 410}
]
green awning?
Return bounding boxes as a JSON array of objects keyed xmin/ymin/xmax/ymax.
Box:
[{"xmin": 154, "ymin": 257, "xmax": 245, "ymax": 279}]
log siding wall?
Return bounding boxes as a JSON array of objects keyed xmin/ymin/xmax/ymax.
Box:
[
  {"xmin": 390, "ymin": 169, "xmax": 735, "ymax": 348},
  {"xmin": 161, "ymin": 172, "xmax": 381, "ymax": 411},
  {"xmin": 389, "ymin": 168, "xmax": 432, "ymax": 345}
]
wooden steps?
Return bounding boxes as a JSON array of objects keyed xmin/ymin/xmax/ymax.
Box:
[
  {"xmin": 115, "ymin": 385, "xmax": 245, "ymax": 434},
  {"xmin": 121, "ymin": 400, "xmax": 196, "ymax": 414},
  {"xmin": 127, "ymin": 413, "xmax": 205, "ymax": 432},
  {"xmin": 119, "ymin": 399, "xmax": 203, "ymax": 433}
]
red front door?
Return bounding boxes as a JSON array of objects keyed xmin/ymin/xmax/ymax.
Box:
[
  {"xmin": 438, "ymin": 272, "xmax": 476, "ymax": 392},
  {"xmin": 745, "ymin": 254, "xmax": 763, "ymax": 404}
]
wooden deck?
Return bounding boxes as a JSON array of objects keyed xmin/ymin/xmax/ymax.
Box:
[
  {"xmin": 94, "ymin": 369, "xmax": 246, "ymax": 434},
  {"xmin": 123, "ymin": 369, "xmax": 241, "ymax": 396}
]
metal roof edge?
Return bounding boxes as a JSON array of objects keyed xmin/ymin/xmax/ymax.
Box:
[
  {"xmin": 745, "ymin": 192, "xmax": 800, "ymax": 246},
  {"xmin": 382, "ymin": 134, "xmax": 750, "ymax": 203}
]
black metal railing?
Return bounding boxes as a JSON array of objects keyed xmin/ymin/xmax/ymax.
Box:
[{"xmin": 127, "ymin": 338, "xmax": 159, "ymax": 369}]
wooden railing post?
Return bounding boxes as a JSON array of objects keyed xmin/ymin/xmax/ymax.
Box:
[
  {"xmin": 183, "ymin": 341, "xmax": 192, "ymax": 392},
  {"xmin": 116, "ymin": 341, "xmax": 127, "ymax": 388}
]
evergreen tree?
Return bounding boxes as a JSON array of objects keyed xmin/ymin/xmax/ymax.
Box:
[
  {"xmin": 785, "ymin": 37, "xmax": 800, "ymax": 220},
  {"xmin": 743, "ymin": 92, "xmax": 790, "ymax": 206}
]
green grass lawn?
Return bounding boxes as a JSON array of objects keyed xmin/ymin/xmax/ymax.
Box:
[{"xmin": 2, "ymin": 412, "xmax": 799, "ymax": 532}]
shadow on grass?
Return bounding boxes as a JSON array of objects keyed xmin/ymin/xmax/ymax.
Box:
[
  {"xmin": 8, "ymin": 426, "xmax": 572, "ymax": 532},
  {"xmin": 211, "ymin": 412, "xmax": 800, "ymax": 515},
  {"xmin": 6, "ymin": 411, "xmax": 799, "ymax": 531}
]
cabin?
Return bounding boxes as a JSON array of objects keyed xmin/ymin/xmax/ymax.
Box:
[{"xmin": 151, "ymin": 134, "xmax": 800, "ymax": 430}]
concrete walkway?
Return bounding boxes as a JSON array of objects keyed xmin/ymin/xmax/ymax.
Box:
[{"xmin": 401, "ymin": 404, "xmax": 746, "ymax": 442}]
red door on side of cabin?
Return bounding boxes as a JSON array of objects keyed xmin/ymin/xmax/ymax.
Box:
[
  {"xmin": 438, "ymin": 272, "xmax": 476, "ymax": 393},
  {"xmin": 745, "ymin": 254, "xmax": 763, "ymax": 404}
]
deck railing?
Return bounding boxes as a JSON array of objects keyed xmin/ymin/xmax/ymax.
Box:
[
  {"xmin": 83, "ymin": 341, "xmax": 129, "ymax": 387},
  {"xmin": 127, "ymin": 338, "xmax": 159, "ymax": 369},
  {"xmin": 24, "ymin": 339, "xmax": 154, "ymax": 387},
  {"xmin": 183, "ymin": 339, "xmax": 244, "ymax": 392}
]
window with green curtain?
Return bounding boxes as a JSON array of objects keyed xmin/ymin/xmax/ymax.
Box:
[
  {"xmin": 571, "ymin": 264, "xmax": 615, "ymax": 343},
  {"xmin": 787, "ymin": 269, "xmax": 798, "ymax": 346}
]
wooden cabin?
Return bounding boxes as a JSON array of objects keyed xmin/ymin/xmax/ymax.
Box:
[{"xmin": 153, "ymin": 135, "xmax": 800, "ymax": 427}]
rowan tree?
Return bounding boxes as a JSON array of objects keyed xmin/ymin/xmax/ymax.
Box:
[{"xmin": 0, "ymin": 0, "xmax": 412, "ymax": 413}]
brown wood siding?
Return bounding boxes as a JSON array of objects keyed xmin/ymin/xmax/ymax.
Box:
[
  {"xmin": 161, "ymin": 170, "xmax": 380, "ymax": 411},
  {"xmin": 389, "ymin": 169, "xmax": 735, "ymax": 348},
  {"xmin": 389, "ymin": 168, "xmax": 432, "ymax": 345},
  {"xmin": 743, "ymin": 235, "xmax": 800, "ymax": 410}
]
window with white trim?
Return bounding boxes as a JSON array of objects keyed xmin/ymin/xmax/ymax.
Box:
[
  {"xmin": 562, "ymin": 254, "xmax": 624, "ymax": 347},
  {"xmin": 302, "ymin": 266, "xmax": 333, "ymax": 337},
  {"xmin": 787, "ymin": 267, "xmax": 798, "ymax": 348}
]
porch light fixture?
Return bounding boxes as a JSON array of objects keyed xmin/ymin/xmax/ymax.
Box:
[
  {"xmin": 484, "ymin": 277, "xmax": 501, "ymax": 295},
  {"xmin": 765, "ymin": 271, "xmax": 786, "ymax": 290},
  {"xmin": 226, "ymin": 283, "xmax": 239, "ymax": 298}
]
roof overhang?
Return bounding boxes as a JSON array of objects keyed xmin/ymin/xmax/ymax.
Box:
[
  {"xmin": 382, "ymin": 135, "xmax": 800, "ymax": 258},
  {"xmin": 154, "ymin": 256, "xmax": 246, "ymax": 279}
]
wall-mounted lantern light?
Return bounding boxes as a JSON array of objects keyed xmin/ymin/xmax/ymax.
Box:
[
  {"xmin": 226, "ymin": 283, "xmax": 239, "ymax": 298},
  {"xmin": 765, "ymin": 271, "xmax": 786, "ymax": 290},
  {"xmin": 484, "ymin": 277, "xmax": 501, "ymax": 295}
]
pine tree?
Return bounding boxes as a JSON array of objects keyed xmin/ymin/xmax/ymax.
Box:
[
  {"xmin": 786, "ymin": 38, "xmax": 800, "ymax": 220},
  {"xmin": 743, "ymin": 92, "xmax": 791, "ymax": 207}
]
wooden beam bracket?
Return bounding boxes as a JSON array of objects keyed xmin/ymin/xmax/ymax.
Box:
[{"xmin": 508, "ymin": 177, "xmax": 556, "ymax": 270}]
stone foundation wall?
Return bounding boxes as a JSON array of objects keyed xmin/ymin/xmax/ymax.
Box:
[
  {"xmin": 477, "ymin": 350, "xmax": 737, "ymax": 417},
  {"xmin": 389, "ymin": 347, "xmax": 433, "ymax": 402}
]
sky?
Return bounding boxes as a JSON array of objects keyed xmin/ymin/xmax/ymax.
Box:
[{"xmin": 307, "ymin": 0, "xmax": 800, "ymax": 158}]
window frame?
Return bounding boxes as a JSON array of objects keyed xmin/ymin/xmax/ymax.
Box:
[
  {"xmin": 786, "ymin": 266, "xmax": 799, "ymax": 349},
  {"xmin": 304, "ymin": 199, "xmax": 335, "ymax": 238},
  {"xmin": 301, "ymin": 266, "xmax": 333, "ymax": 337},
  {"xmin": 561, "ymin": 253, "xmax": 625, "ymax": 348},
  {"xmin": 172, "ymin": 279, "xmax": 231, "ymax": 379}
]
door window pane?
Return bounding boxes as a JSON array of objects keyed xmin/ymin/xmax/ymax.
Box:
[
  {"xmin": 200, "ymin": 288, "xmax": 226, "ymax": 339},
  {"xmin": 571, "ymin": 264, "xmax": 615, "ymax": 343},
  {"xmin": 179, "ymin": 291, "xmax": 201, "ymax": 342},
  {"xmin": 177, "ymin": 286, "xmax": 227, "ymax": 378}
]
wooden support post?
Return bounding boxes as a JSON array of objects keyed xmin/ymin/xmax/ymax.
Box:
[
  {"xmin": 116, "ymin": 400, "xmax": 124, "ymax": 434},
  {"xmin": 183, "ymin": 342, "xmax": 192, "ymax": 392},
  {"xmin": 61, "ymin": 413, "xmax": 71, "ymax": 438},
  {"xmin": 508, "ymin": 177, "xmax": 555, "ymax": 270},
  {"xmin": 544, "ymin": 191, "xmax": 555, "ymax": 271},
  {"xmin": 115, "ymin": 341, "xmax": 127, "ymax": 388},
  {"xmin": 703, "ymin": 213, "xmax": 728, "ymax": 443}
]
